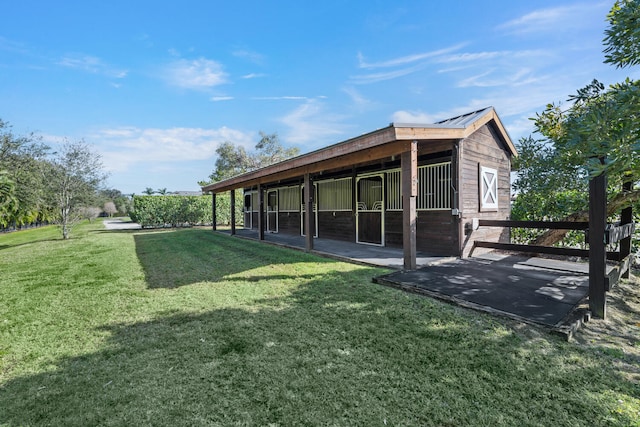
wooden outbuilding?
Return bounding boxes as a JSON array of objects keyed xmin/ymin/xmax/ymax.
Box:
[{"xmin": 202, "ymin": 107, "xmax": 517, "ymax": 270}]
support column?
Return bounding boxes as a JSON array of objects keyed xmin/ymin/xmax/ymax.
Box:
[
  {"xmin": 211, "ymin": 192, "xmax": 217, "ymax": 231},
  {"xmin": 588, "ymin": 163, "xmax": 607, "ymax": 318},
  {"xmin": 304, "ymin": 173, "xmax": 314, "ymax": 252},
  {"xmin": 258, "ymin": 185, "xmax": 265, "ymax": 241},
  {"xmin": 621, "ymin": 180, "xmax": 633, "ymax": 279},
  {"xmin": 230, "ymin": 190, "xmax": 236, "ymax": 236},
  {"xmin": 402, "ymin": 141, "xmax": 418, "ymax": 270}
]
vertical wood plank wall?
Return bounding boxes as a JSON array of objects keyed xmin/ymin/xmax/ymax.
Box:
[{"xmin": 460, "ymin": 124, "xmax": 512, "ymax": 257}]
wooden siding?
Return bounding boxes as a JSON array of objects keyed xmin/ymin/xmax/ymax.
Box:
[
  {"xmin": 385, "ymin": 211, "xmax": 458, "ymax": 256},
  {"xmin": 459, "ymin": 124, "xmax": 512, "ymax": 257},
  {"xmin": 276, "ymin": 212, "xmax": 301, "ymax": 235},
  {"xmin": 318, "ymin": 211, "xmax": 355, "ymax": 242}
]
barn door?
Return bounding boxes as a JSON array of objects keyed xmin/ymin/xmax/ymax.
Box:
[
  {"xmin": 266, "ymin": 190, "xmax": 278, "ymax": 233},
  {"xmin": 243, "ymin": 192, "xmax": 252, "ymax": 228},
  {"xmin": 356, "ymin": 175, "xmax": 384, "ymax": 246}
]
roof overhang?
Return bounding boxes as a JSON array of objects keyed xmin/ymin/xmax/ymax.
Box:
[{"xmin": 202, "ymin": 107, "xmax": 516, "ymax": 193}]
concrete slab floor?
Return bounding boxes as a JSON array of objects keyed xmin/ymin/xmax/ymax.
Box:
[{"xmin": 219, "ymin": 228, "xmax": 452, "ymax": 269}]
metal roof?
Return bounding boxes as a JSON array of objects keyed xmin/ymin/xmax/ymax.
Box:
[{"xmin": 393, "ymin": 106, "xmax": 495, "ymax": 129}]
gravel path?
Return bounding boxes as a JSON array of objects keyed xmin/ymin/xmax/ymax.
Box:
[{"xmin": 103, "ymin": 218, "xmax": 141, "ymax": 230}]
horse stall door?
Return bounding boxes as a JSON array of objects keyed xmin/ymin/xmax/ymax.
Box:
[
  {"xmin": 356, "ymin": 175, "xmax": 383, "ymax": 245},
  {"xmin": 267, "ymin": 190, "xmax": 278, "ymax": 232}
]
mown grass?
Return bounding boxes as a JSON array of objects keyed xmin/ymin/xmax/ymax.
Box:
[{"xmin": 0, "ymin": 221, "xmax": 638, "ymax": 426}]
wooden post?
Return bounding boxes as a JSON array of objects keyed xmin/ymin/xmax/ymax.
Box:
[
  {"xmin": 453, "ymin": 140, "xmax": 463, "ymax": 256},
  {"xmin": 211, "ymin": 192, "xmax": 217, "ymax": 231},
  {"xmin": 402, "ymin": 141, "xmax": 418, "ymax": 270},
  {"xmin": 304, "ymin": 173, "xmax": 314, "ymax": 252},
  {"xmin": 230, "ymin": 189, "xmax": 236, "ymax": 236},
  {"xmin": 621, "ymin": 180, "xmax": 633, "ymax": 279},
  {"xmin": 588, "ymin": 163, "xmax": 607, "ymax": 319},
  {"xmin": 258, "ymin": 185, "xmax": 264, "ymax": 241}
]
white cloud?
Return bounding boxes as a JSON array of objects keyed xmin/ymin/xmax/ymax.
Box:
[
  {"xmin": 57, "ymin": 54, "xmax": 128, "ymax": 78},
  {"xmin": 92, "ymin": 126, "xmax": 253, "ymax": 172},
  {"xmin": 342, "ymin": 86, "xmax": 374, "ymax": 110},
  {"xmin": 252, "ymin": 96, "xmax": 309, "ymax": 101},
  {"xmin": 280, "ymin": 99, "xmax": 348, "ymax": 145},
  {"xmin": 357, "ymin": 44, "xmax": 466, "ymax": 69},
  {"xmin": 350, "ymin": 44, "xmax": 475, "ymax": 84},
  {"xmin": 233, "ymin": 49, "xmax": 265, "ymax": 65},
  {"xmin": 391, "ymin": 110, "xmax": 438, "ymax": 124},
  {"xmin": 0, "ymin": 36, "xmax": 29, "ymax": 54},
  {"xmin": 457, "ymin": 68, "xmax": 545, "ymax": 88},
  {"xmin": 350, "ymin": 63, "xmax": 428, "ymax": 85},
  {"xmin": 497, "ymin": 3, "xmax": 607, "ymax": 35},
  {"xmin": 242, "ymin": 73, "xmax": 266, "ymax": 79},
  {"xmin": 211, "ymin": 96, "xmax": 234, "ymax": 102},
  {"xmin": 164, "ymin": 58, "xmax": 228, "ymax": 90}
]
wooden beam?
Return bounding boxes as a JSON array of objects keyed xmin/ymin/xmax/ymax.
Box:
[
  {"xmin": 230, "ymin": 190, "xmax": 236, "ymax": 236},
  {"xmin": 304, "ymin": 173, "xmax": 314, "ymax": 252},
  {"xmin": 589, "ymin": 166, "xmax": 607, "ymax": 319},
  {"xmin": 477, "ymin": 219, "xmax": 589, "ymax": 230},
  {"xmin": 211, "ymin": 192, "xmax": 217, "ymax": 231},
  {"xmin": 454, "ymin": 140, "xmax": 464, "ymax": 256},
  {"xmin": 402, "ymin": 141, "xmax": 418, "ymax": 270},
  {"xmin": 606, "ymin": 255, "xmax": 632, "ymax": 291},
  {"xmin": 473, "ymin": 241, "xmax": 590, "ymax": 258},
  {"xmin": 257, "ymin": 185, "xmax": 264, "ymax": 241},
  {"xmin": 621, "ymin": 180, "xmax": 633, "ymax": 279}
]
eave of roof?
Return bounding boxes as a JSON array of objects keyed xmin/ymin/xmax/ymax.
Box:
[{"xmin": 202, "ymin": 106, "xmax": 516, "ymax": 193}]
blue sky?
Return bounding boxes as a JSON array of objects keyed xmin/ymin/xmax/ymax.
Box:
[{"xmin": 1, "ymin": 1, "xmax": 637, "ymax": 194}]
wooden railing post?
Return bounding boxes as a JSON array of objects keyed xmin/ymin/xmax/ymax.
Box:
[
  {"xmin": 211, "ymin": 192, "xmax": 217, "ymax": 231},
  {"xmin": 230, "ymin": 189, "xmax": 236, "ymax": 236},
  {"xmin": 304, "ymin": 173, "xmax": 314, "ymax": 252},
  {"xmin": 402, "ymin": 141, "xmax": 418, "ymax": 270},
  {"xmin": 588, "ymin": 162, "xmax": 607, "ymax": 319},
  {"xmin": 258, "ymin": 185, "xmax": 264, "ymax": 241},
  {"xmin": 620, "ymin": 180, "xmax": 633, "ymax": 279}
]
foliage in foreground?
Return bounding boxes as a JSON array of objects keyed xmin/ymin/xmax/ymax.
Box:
[
  {"xmin": 0, "ymin": 223, "xmax": 638, "ymax": 426},
  {"xmin": 512, "ymin": 0, "xmax": 640, "ymax": 248}
]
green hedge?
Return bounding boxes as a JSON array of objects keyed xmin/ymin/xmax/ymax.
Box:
[{"xmin": 130, "ymin": 194, "xmax": 243, "ymax": 228}]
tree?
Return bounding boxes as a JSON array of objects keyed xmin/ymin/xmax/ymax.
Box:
[
  {"xmin": 142, "ymin": 187, "xmax": 155, "ymax": 195},
  {"xmin": 512, "ymin": 0, "xmax": 640, "ymax": 246},
  {"xmin": 604, "ymin": 0, "xmax": 640, "ymax": 67},
  {"xmin": 79, "ymin": 206, "xmax": 102, "ymax": 222},
  {"xmin": 47, "ymin": 140, "xmax": 107, "ymax": 239},
  {"xmin": 0, "ymin": 170, "xmax": 18, "ymax": 227},
  {"xmin": 204, "ymin": 132, "xmax": 300, "ymax": 183},
  {"xmin": 156, "ymin": 188, "xmax": 168, "ymax": 195},
  {"xmin": 103, "ymin": 201, "xmax": 117, "ymax": 217},
  {"xmin": 0, "ymin": 119, "xmax": 51, "ymax": 227}
]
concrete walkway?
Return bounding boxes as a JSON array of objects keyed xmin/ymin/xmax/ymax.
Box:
[
  {"xmin": 103, "ymin": 218, "xmax": 141, "ymax": 230},
  {"xmin": 219, "ymin": 228, "xmax": 452, "ymax": 269}
]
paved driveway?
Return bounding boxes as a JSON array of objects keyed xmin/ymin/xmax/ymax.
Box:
[{"xmin": 103, "ymin": 218, "xmax": 141, "ymax": 230}]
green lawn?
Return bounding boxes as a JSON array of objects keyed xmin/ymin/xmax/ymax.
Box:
[{"xmin": 0, "ymin": 221, "xmax": 638, "ymax": 426}]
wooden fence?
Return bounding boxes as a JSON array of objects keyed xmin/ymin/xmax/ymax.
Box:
[{"xmin": 472, "ymin": 175, "xmax": 634, "ymax": 320}]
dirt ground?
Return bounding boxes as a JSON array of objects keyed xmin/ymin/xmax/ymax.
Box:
[{"xmin": 572, "ymin": 272, "xmax": 640, "ymax": 383}]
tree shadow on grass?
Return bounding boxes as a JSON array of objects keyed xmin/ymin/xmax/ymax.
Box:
[
  {"xmin": 1, "ymin": 273, "xmax": 639, "ymax": 426},
  {"xmin": 133, "ymin": 228, "xmax": 338, "ymax": 289}
]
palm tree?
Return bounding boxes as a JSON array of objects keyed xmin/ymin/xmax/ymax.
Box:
[{"xmin": 142, "ymin": 187, "xmax": 155, "ymax": 195}]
